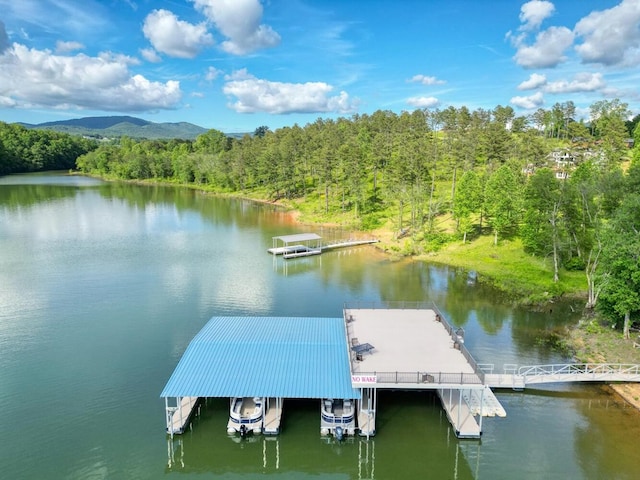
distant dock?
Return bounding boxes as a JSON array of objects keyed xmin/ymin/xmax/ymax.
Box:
[{"xmin": 268, "ymin": 233, "xmax": 378, "ymax": 259}]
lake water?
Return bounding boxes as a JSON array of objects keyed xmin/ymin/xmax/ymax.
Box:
[{"xmin": 1, "ymin": 172, "xmax": 639, "ymax": 479}]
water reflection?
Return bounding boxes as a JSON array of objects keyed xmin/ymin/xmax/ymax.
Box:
[
  {"xmin": 574, "ymin": 388, "xmax": 640, "ymax": 480},
  {"xmin": 166, "ymin": 434, "xmax": 379, "ymax": 477},
  {"xmin": 160, "ymin": 394, "xmax": 479, "ymax": 479},
  {"xmin": 4, "ymin": 173, "xmax": 639, "ymax": 480}
]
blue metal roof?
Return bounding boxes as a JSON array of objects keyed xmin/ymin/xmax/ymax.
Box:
[{"xmin": 160, "ymin": 316, "xmax": 360, "ymax": 399}]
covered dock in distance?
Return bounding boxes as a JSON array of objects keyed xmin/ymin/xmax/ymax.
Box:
[
  {"xmin": 268, "ymin": 233, "xmax": 323, "ymax": 258},
  {"xmin": 160, "ymin": 316, "xmax": 359, "ymax": 436}
]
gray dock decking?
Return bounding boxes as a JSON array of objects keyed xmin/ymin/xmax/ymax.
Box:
[
  {"xmin": 263, "ymin": 398, "xmax": 284, "ymax": 435},
  {"xmin": 167, "ymin": 396, "xmax": 199, "ymax": 435}
]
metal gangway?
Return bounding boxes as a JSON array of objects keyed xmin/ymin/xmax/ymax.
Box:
[{"xmin": 481, "ymin": 363, "xmax": 640, "ymax": 389}]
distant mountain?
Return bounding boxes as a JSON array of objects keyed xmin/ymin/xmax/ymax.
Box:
[{"xmin": 19, "ymin": 115, "xmax": 210, "ymax": 140}]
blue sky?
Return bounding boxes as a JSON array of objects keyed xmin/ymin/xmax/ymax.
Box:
[{"xmin": 0, "ymin": 0, "xmax": 639, "ymax": 133}]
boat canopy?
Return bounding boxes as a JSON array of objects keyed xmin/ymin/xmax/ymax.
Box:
[
  {"xmin": 161, "ymin": 316, "xmax": 360, "ymax": 400},
  {"xmin": 272, "ymin": 233, "xmax": 322, "ymax": 243}
]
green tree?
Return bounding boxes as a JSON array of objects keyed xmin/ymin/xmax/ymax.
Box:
[
  {"xmin": 483, "ymin": 165, "xmax": 522, "ymax": 245},
  {"xmin": 590, "ymin": 99, "xmax": 630, "ymax": 168},
  {"xmin": 521, "ymin": 168, "xmax": 564, "ymax": 282},
  {"xmin": 452, "ymin": 170, "xmax": 482, "ymax": 243},
  {"xmin": 253, "ymin": 125, "xmax": 270, "ymax": 138},
  {"xmin": 562, "ymin": 162, "xmax": 604, "ymax": 308},
  {"xmin": 194, "ymin": 129, "xmax": 230, "ymax": 154},
  {"xmin": 598, "ymin": 193, "xmax": 640, "ymax": 339}
]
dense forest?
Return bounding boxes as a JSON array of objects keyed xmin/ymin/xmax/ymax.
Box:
[
  {"xmin": 0, "ymin": 122, "xmax": 97, "ymax": 175},
  {"xmin": 2, "ymin": 100, "xmax": 639, "ymax": 336}
]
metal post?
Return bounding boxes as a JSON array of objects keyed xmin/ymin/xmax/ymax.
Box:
[
  {"xmin": 478, "ymin": 387, "xmax": 485, "ymax": 432},
  {"xmin": 179, "ymin": 397, "xmax": 184, "ymax": 433},
  {"xmin": 165, "ymin": 397, "xmax": 172, "ymax": 438},
  {"xmin": 457, "ymin": 389, "xmax": 462, "ymax": 434}
]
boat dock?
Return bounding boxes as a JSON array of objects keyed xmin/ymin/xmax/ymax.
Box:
[
  {"xmin": 268, "ymin": 233, "xmax": 378, "ymax": 258},
  {"xmin": 161, "ymin": 304, "xmax": 505, "ymax": 440}
]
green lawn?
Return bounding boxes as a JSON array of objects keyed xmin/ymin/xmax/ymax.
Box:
[{"xmin": 424, "ymin": 235, "xmax": 587, "ymax": 303}]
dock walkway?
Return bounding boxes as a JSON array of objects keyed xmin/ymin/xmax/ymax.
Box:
[
  {"xmin": 263, "ymin": 398, "xmax": 284, "ymax": 435},
  {"xmin": 437, "ymin": 389, "xmax": 481, "ymax": 438},
  {"xmin": 484, "ymin": 363, "xmax": 640, "ymax": 389},
  {"xmin": 166, "ymin": 396, "xmax": 199, "ymax": 435}
]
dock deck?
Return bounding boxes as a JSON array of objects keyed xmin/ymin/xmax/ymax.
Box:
[
  {"xmin": 166, "ymin": 396, "xmax": 199, "ymax": 435},
  {"xmin": 357, "ymin": 388, "xmax": 376, "ymax": 437},
  {"xmin": 345, "ymin": 307, "xmax": 481, "ymax": 387},
  {"xmin": 344, "ymin": 305, "xmax": 502, "ymax": 439},
  {"xmin": 267, "ymin": 244, "xmax": 322, "ymax": 257},
  {"xmin": 438, "ymin": 389, "xmax": 481, "ymax": 438},
  {"xmin": 263, "ymin": 398, "xmax": 284, "ymax": 435}
]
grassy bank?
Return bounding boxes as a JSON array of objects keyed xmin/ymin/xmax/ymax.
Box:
[
  {"xmin": 415, "ymin": 235, "xmax": 585, "ymax": 304},
  {"xmin": 567, "ymin": 318, "xmax": 640, "ymax": 410},
  {"xmin": 568, "ymin": 317, "xmax": 640, "ymax": 364}
]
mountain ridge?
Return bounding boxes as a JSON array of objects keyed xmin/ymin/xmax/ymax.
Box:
[{"xmin": 18, "ymin": 115, "xmax": 210, "ymax": 140}]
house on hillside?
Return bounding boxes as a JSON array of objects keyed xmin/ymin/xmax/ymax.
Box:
[{"xmin": 549, "ymin": 149, "xmax": 576, "ymax": 180}]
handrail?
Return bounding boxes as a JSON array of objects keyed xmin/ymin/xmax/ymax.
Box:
[
  {"xmin": 343, "ymin": 300, "xmax": 437, "ymax": 310},
  {"xmin": 355, "ymin": 370, "xmax": 483, "ymax": 386},
  {"xmin": 518, "ymin": 363, "xmax": 640, "ymax": 377}
]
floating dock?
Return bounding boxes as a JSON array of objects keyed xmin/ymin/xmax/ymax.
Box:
[
  {"xmin": 161, "ymin": 304, "xmax": 505, "ymax": 440},
  {"xmin": 268, "ymin": 233, "xmax": 378, "ymax": 259}
]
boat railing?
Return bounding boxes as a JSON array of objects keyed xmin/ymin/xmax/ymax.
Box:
[
  {"xmin": 356, "ymin": 371, "xmax": 483, "ymax": 386},
  {"xmin": 321, "ymin": 412, "xmax": 355, "ymax": 424}
]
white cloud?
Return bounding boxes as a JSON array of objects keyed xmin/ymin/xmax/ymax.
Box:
[
  {"xmin": 192, "ymin": 0, "xmax": 280, "ymax": 55},
  {"xmin": 205, "ymin": 66, "xmax": 222, "ymax": 81},
  {"xmin": 143, "ymin": 9, "xmax": 213, "ymax": 59},
  {"xmin": 55, "ymin": 40, "xmax": 83, "ymax": 54},
  {"xmin": 519, "ymin": 0, "xmax": 555, "ymax": 31},
  {"xmin": 0, "ymin": 43, "xmax": 182, "ymax": 111},
  {"xmin": 544, "ymin": 72, "xmax": 605, "ymax": 93},
  {"xmin": 574, "ymin": 0, "xmax": 640, "ymax": 67},
  {"xmin": 409, "ymin": 74, "xmax": 446, "ymax": 85},
  {"xmin": 518, "ymin": 73, "xmax": 547, "ymax": 90},
  {"xmin": 0, "ymin": 0, "xmax": 109, "ymax": 38},
  {"xmin": 406, "ymin": 96, "xmax": 440, "ymax": 108},
  {"xmin": 513, "ymin": 26, "xmax": 574, "ymax": 68},
  {"xmin": 140, "ymin": 48, "xmax": 162, "ymax": 63},
  {"xmin": 0, "ymin": 95, "xmax": 17, "ymax": 107},
  {"xmin": 222, "ymin": 70, "xmax": 356, "ymax": 114},
  {"xmin": 511, "ymin": 91, "xmax": 544, "ymax": 109}
]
